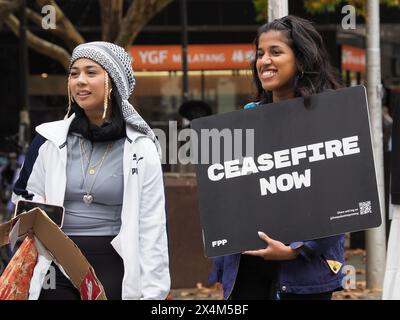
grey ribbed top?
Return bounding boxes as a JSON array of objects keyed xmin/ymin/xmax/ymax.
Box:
[{"xmin": 62, "ymin": 133, "xmax": 124, "ymax": 236}]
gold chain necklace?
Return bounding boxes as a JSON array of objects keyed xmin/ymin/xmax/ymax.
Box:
[
  {"xmin": 79, "ymin": 138, "xmax": 114, "ymax": 206},
  {"xmin": 80, "ymin": 139, "xmax": 108, "ymax": 175}
]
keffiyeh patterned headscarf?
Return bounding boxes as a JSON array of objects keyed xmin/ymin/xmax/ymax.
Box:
[{"xmin": 70, "ymin": 41, "xmax": 161, "ymax": 158}]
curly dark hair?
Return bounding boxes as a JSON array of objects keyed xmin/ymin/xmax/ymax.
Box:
[{"xmin": 252, "ymin": 15, "xmax": 341, "ymax": 106}]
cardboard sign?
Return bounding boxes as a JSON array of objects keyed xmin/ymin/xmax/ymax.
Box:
[
  {"xmin": 0, "ymin": 208, "xmax": 107, "ymax": 300},
  {"xmin": 191, "ymin": 86, "xmax": 382, "ymax": 257},
  {"xmin": 80, "ymin": 269, "xmax": 102, "ymax": 300}
]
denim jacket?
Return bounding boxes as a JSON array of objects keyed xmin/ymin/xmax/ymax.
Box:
[{"xmin": 209, "ymin": 235, "xmax": 345, "ymax": 299}]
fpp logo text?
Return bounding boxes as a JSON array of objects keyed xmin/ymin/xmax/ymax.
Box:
[{"xmin": 212, "ymin": 239, "xmax": 228, "ymax": 247}]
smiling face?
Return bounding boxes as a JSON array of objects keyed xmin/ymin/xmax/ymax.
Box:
[
  {"xmin": 69, "ymin": 58, "xmax": 108, "ymax": 119},
  {"xmin": 256, "ymin": 30, "xmax": 298, "ymax": 101}
]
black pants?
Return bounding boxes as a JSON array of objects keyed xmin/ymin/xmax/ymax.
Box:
[
  {"xmin": 230, "ymin": 255, "xmax": 279, "ymax": 300},
  {"xmin": 280, "ymin": 291, "xmax": 333, "ymax": 300},
  {"xmin": 230, "ymin": 255, "xmax": 333, "ymax": 300},
  {"xmin": 39, "ymin": 236, "xmax": 123, "ymax": 300}
]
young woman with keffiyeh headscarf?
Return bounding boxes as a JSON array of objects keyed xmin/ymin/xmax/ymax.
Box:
[{"xmin": 12, "ymin": 42, "xmax": 170, "ymax": 300}]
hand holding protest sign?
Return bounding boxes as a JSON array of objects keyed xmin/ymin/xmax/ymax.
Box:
[{"xmin": 243, "ymin": 231, "xmax": 299, "ymax": 260}]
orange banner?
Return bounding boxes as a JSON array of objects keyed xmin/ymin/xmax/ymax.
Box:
[
  {"xmin": 129, "ymin": 44, "xmax": 254, "ymax": 71},
  {"xmin": 342, "ymin": 45, "xmax": 365, "ymax": 73}
]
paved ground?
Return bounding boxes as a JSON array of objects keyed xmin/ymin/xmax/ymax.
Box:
[
  {"xmin": 332, "ymin": 249, "xmax": 382, "ymax": 300},
  {"xmin": 168, "ymin": 249, "xmax": 383, "ymax": 300}
]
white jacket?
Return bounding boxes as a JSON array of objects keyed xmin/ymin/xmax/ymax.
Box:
[
  {"xmin": 383, "ymin": 204, "xmax": 400, "ymax": 299},
  {"xmin": 12, "ymin": 115, "xmax": 170, "ymax": 300}
]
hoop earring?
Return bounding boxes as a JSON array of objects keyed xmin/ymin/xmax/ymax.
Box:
[
  {"xmin": 65, "ymin": 74, "xmax": 74, "ymax": 120},
  {"xmin": 102, "ymin": 72, "xmax": 109, "ymax": 120}
]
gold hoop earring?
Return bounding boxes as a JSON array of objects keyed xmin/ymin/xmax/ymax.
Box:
[
  {"xmin": 65, "ymin": 74, "xmax": 74, "ymax": 120},
  {"xmin": 102, "ymin": 73, "xmax": 109, "ymax": 120}
]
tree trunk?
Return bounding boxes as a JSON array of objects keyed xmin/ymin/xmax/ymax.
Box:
[
  {"xmin": 100, "ymin": 0, "xmax": 123, "ymax": 42},
  {"xmin": 35, "ymin": 0, "xmax": 85, "ymax": 51},
  {"xmin": 0, "ymin": 0, "xmax": 174, "ymax": 68},
  {"xmin": 5, "ymin": 14, "xmax": 70, "ymax": 70},
  {"xmin": 115, "ymin": 0, "xmax": 173, "ymax": 48},
  {"xmin": 0, "ymin": 0, "xmax": 22, "ymax": 23}
]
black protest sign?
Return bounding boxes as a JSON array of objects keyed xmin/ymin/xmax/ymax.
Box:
[{"xmin": 191, "ymin": 86, "xmax": 382, "ymax": 257}]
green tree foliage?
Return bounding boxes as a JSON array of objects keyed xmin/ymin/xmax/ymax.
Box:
[
  {"xmin": 252, "ymin": 0, "xmax": 400, "ymax": 20},
  {"xmin": 304, "ymin": 0, "xmax": 400, "ymax": 16},
  {"xmin": 252, "ymin": 0, "xmax": 268, "ymax": 22}
]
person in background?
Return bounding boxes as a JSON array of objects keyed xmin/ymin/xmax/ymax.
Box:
[{"xmin": 383, "ymin": 91, "xmax": 400, "ymax": 299}]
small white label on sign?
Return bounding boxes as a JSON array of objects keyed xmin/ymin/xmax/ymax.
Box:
[{"xmin": 212, "ymin": 239, "xmax": 228, "ymax": 247}]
